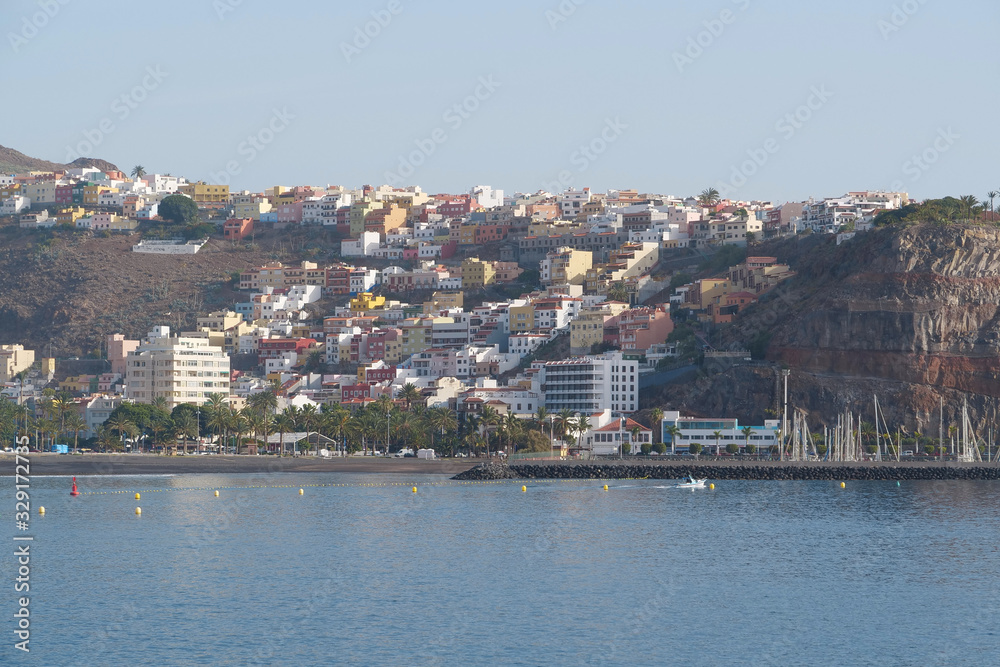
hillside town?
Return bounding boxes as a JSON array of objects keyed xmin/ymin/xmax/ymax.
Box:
[{"xmin": 0, "ymin": 165, "xmax": 911, "ymax": 458}]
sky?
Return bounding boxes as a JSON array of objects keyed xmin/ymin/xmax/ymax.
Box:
[{"xmin": 3, "ymin": 0, "xmax": 998, "ymax": 203}]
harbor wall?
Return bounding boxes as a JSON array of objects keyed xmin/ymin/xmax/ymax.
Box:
[{"xmin": 453, "ymin": 461, "xmax": 1000, "ymax": 481}]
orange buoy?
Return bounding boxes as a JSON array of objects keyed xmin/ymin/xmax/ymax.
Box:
[{"xmin": 70, "ymin": 476, "xmax": 80, "ymax": 497}]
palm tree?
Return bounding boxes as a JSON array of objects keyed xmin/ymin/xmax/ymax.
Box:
[
  {"xmin": 987, "ymin": 191, "xmax": 998, "ymax": 221},
  {"xmin": 608, "ymin": 281, "xmax": 628, "ymax": 303},
  {"xmin": 480, "ymin": 405, "xmax": 501, "ymax": 457},
  {"xmin": 664, "ymin": 424, "xmax": 682, "ymax": 454},
  {"xmin": 297, "ymin": 404, "xmax": 319, "ymax": 455},
  {"xmin": 130, "ymin": 165, "xmax": 146, "ymax": 180},
  {"xmin": 628, "ymin": 425, "xmax": 642, "ymax": 456},
  {"xmin": 574, "ymin": 414, "xmax": 592, "ymax": 452},
  {"xmin": 105, "ymin": 414, "xmax": 134, "ymax": 451},
  {"xmin": 273, "ymin": 412, "xmax": 295, "ymax": 456},
  {"xmin": 740, "ymin": 425, "xmax": 755, "ymax": 456},
  {"xmin": 712, "ymin": 430, "xmax": 723, "ymax": 455},
  {"xmin": 649, "ymin": 408, "xmax": 664, "ymax": 444},
  {"xmin": 206, "ymin": 403, "xmax": 230, "ymax": 454},
  {"xmin": 533, "ymin": 406, "xmax": 550, "ymax": 432},
  {"xmin": 64, "ymin": 412, "xmax": 86, "ymax": 452},
  {"xmin": 173, "ymin": 412, "xmax": 198, "ymax": 455},
  {"xmin": 96, "ymin": 425, "xmax": 119, "ymax": 452},
  {"xmin": 427, "ymin": 407, "xmax": 457, "ymax": 454},
  {"xmin": 959, "ymin": 195, "xmax": 980, "ymax": 222},
  {"xmin": 399, "ymin": 383, "xmax": 422, "ymax": 411},
  {"xmin": 151, "ymin": 396, "xmax": 169, "ymax": 413},
  {"xmin": 232, "ymin": 411, "xmax": 249, "ymax": 455},
  {"xmin": 697, "ymin": 187, "xmax": 721, "ymax": 209},
  {"xmin": 555, "ymin": 408, "xmax": 574, "ymax": 441}
]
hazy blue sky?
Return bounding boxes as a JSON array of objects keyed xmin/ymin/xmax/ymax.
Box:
[{"xmin": 4, "ymin": 0, "xmax": 996, "ymax": 203}]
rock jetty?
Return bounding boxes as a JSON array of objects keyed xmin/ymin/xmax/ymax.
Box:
[{"xmin": 453, "ymin": 462, "xmax": 1000, "ymax": 481}]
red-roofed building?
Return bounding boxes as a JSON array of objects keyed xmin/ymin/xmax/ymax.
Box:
[{"xmin": 587, "ymin": 417, "xmax": 652, "ymax": 455}]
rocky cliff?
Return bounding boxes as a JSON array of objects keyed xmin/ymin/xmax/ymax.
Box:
[{"xmin": 656, "ymin": 224, "xmax": 1000, "ymax": 434}]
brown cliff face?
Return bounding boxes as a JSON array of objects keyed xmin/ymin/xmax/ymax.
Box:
[
  {"xmin": 768, "ymin": 225, "xmax": 1000, "ymax": 396},
  {"xmin": 653, "ymin": 225, "xmax": 1000, "ymax": 433}
]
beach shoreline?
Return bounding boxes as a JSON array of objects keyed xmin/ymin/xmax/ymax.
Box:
[{"xmin": 0, "ymin": 453, "xmax": 480, "ymax": 476}]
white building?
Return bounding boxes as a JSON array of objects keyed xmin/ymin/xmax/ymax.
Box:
[
  {"xmin": 142, "ymin": 174, "xmax": 182, "ymax": 194},
  {"xmin": 350, "ymin": 268, "xmax": 380, "ymax": 293},
  {"xmin": 540, "ymin": 351, "xmax": 638, "ymax": 415},
  {"xmin": 124, "ymin": 327, "xmax": 231, "ymax": 409},
  {"xmin": 660, "ymin": 411, "xmax": 781, "ymax": 455},
  {"xmin": 1, "ymin": 196, "xmax": 30, "ymax": 216},
  {"xmin": 559, "ymin": 188, "xmax": 592, "ymax": 219},
  {"xmin": 470, "ymin": 185, "xmax": 504, "ymax": 209}
]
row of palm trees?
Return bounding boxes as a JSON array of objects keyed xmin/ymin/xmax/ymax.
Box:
[{"xmin": 4, "ymin": 389, "xmax": 89, "ymax": 451}]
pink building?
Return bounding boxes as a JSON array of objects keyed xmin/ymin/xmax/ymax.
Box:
[
  {"xmin": 276, "ymin": 202, "xmax": 303, "ymax": 224},
  {"xmin": 610, "ymin": 307, "xmax": 674, "ymax": 352},
  {"xmin": 107, "ymin": 334, "xmax": 139, "ymax": 376}
]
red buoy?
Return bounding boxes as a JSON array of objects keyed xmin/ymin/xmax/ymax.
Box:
[{"xmin": 70, "ymin": 476, "xmax": 79, "ymax": 497}]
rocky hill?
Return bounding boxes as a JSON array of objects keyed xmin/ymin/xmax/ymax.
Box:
[
  {"xmin": 0, "ymin": 224, "xmax": 343, "ymax": 357},
  {"xmin": 0, "ymin": 144, "xmax": 119, "ymax": 174},
  {"xmin": 651, "ymin": 224, "xmax": 1000, "ymax": 434}
]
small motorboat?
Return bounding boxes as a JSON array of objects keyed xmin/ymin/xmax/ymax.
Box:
[{"xmin": 676, "ymin": 476, "xmax": 708, "ymax": 489}]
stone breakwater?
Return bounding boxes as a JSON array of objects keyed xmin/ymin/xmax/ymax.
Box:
[{"xmin": 453, "ymin": 461, "xmax": 1000, "ymax": 481}]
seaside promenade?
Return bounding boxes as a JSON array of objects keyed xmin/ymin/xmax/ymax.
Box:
[{"xmin": 0, "ymin": 453, "xmax": 480, "ymax": 476}]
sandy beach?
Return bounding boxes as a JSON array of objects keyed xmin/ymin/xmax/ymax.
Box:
[{"xmin": 0, "ymin": 453, "xmax": 480, "ymax": 476}]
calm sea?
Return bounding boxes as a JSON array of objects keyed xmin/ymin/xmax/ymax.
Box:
[{"xmin": 5, "ymin": 473, "xmax": 1000, "ymax": 665}]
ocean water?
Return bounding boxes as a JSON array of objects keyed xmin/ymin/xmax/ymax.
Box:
[{"xmin": 5, "ymin": 473, "xmax": 1000, "ymax": 665}]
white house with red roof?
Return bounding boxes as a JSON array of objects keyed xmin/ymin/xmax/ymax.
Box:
[{"xmin": 581, "ymin": 415, "xmax": 653, "ymax": 456}]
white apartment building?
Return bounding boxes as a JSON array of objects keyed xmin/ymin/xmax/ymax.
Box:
[
  {"xmin": 142, "ymin": 174, "xmax": 182, "ymax": 194},
  {"xmin": 470, "ymin": 185, "xmax": 504, "ymax": 209},
  {"xmin": 125, "ymin": 328, "xmax": 230, "ymax": 409},
  {"xmin": 350, "ymin": 268, "xmax": 380, "ymax": 293},
  {"xmin": 802, "ymin": 191, "xmax": 907, "ymax": 233},
  {"xmin": 540, "ymin": 351, "xmax": 638, "ymax": 415},
  {"xmin": 1, "ymin": 196, "xmax": 30, "ymax": 216},
  {"xmin": 559, "ymin": 188, "xmax": 592, "ymax": 219}
]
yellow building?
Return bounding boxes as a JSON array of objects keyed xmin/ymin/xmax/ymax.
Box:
[
  {"xmin": 0, "ymin": 344, "xmax": 34, "ymax": 381},
  {"xmin": 350, "ymin": 199, "xmax": 383, "ymax": 237},
  {"xmin": 350, "ymin": 292, "xmax": 387, "ymax": 312},
  {"xmin": 83, "ymin": 184, "xmax": 113, "ymax": 206},
  {"xmin": 56, "ymin": 206, "xmax": 87, "ymax": 225},
  {"xmin": 423, "ymin": 292, "xmax": 464, "ymax": 314},
  {"xmin": 233, "ymin": 199, "xmax": 272, "ymax": 220},
  {"xmin": 695, "ymin": 279, "xmax": 733, "ymax": 311},
  {"xmin": 178, "ymin": 181, "xmax": 230, "ymax": 205},
  {"xmin": 461, "ymin": 258, "xmax": 496, "ymax": 289},
  {"xmin": 40, "ymin": 358, "xmax": 56, "ymax": 376},
  {"xmin": 400, "ymin": 317, "xmax": 450, "ymax": 357},
  {"xmin": 59, "ymin": 376, "xmax": 95, "ymax": 393},
  {"xmin": 508, "ymin": 301, "xmax": 535, "ymax": 333},
  {"xmin": 542, "ymin": 247, "xmax": 592, "ymax": 286},
  {"xmin": 196, "ymin": 311, "xmax": 244, "ymax": 332},
  {"xmin": 459, "ymin": 223, "xmax": 478, "ymax": 245},
  {"xmin": 364, "ymin": 203, "xmax": 407, "ymax": 235},
  {"xmin": 384, "ymin": 337, "xmax": 403, "ymax": 364},
  {"xmin": 569, "ymin": 303, "xmax": 628, "ymax": 354}
]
